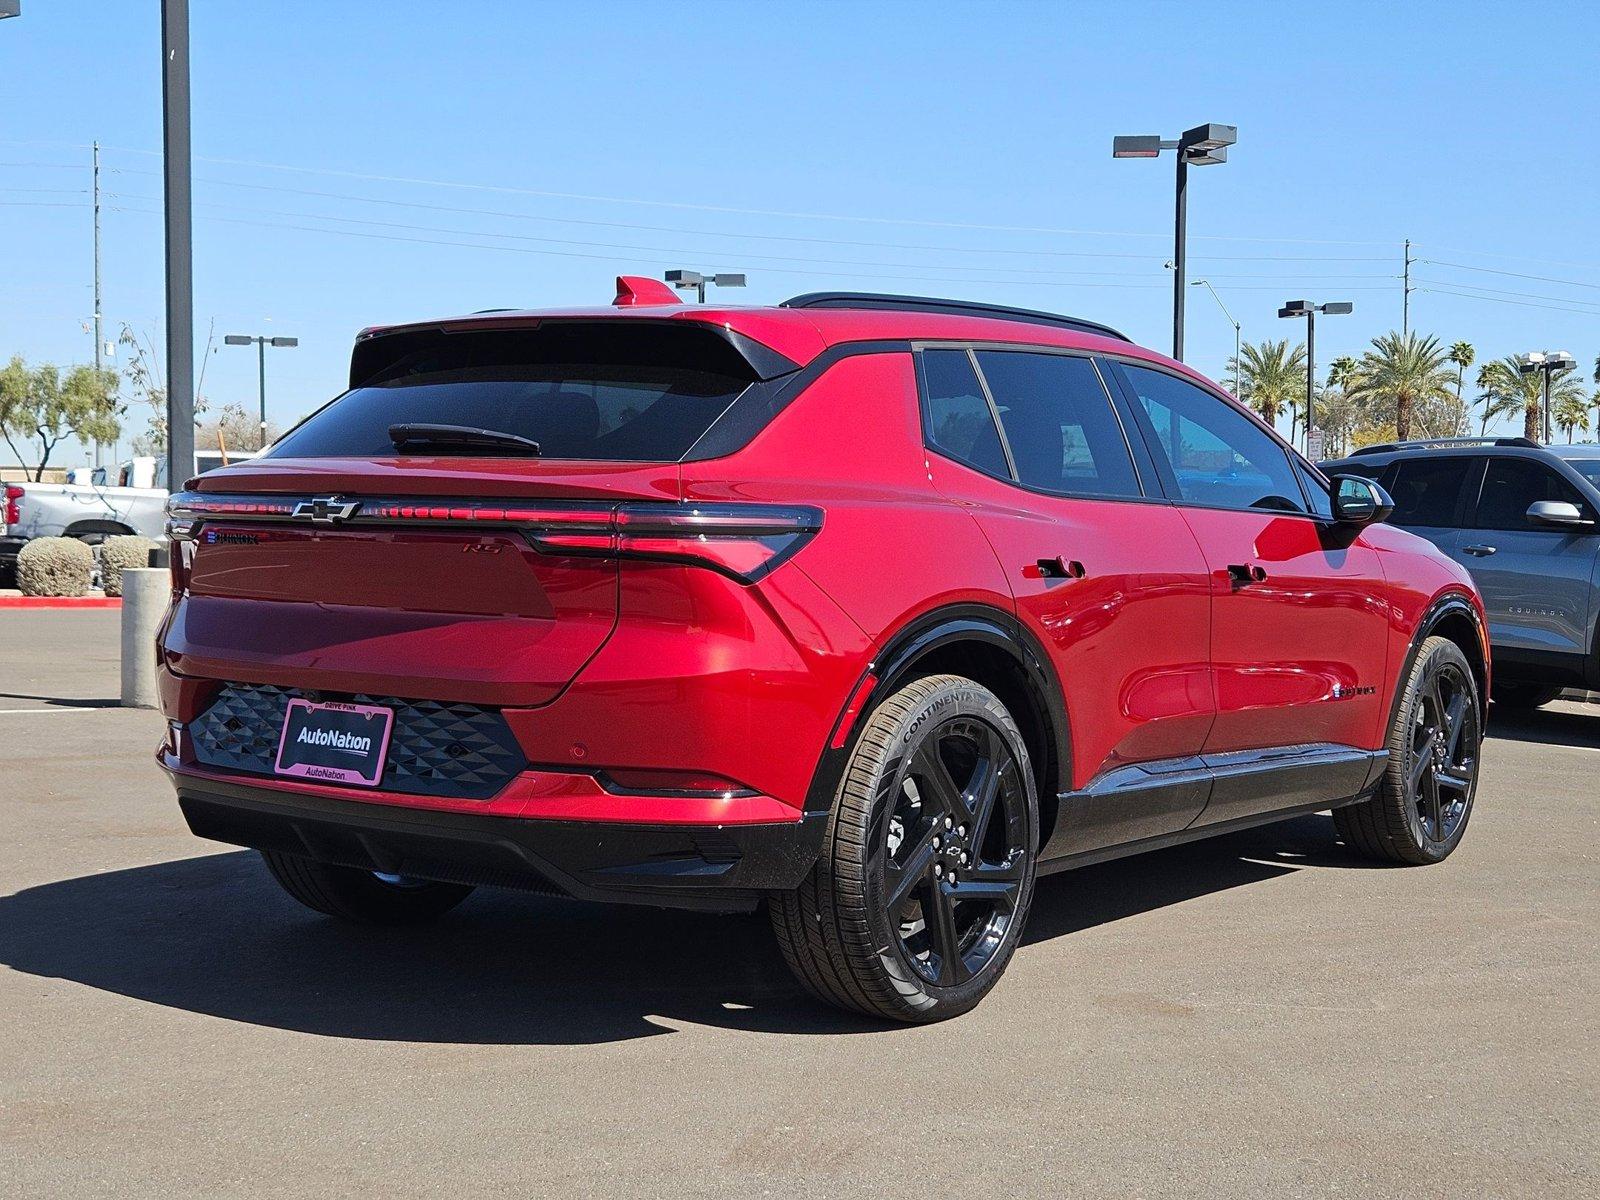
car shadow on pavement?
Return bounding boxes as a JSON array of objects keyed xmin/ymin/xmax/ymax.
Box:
[
  {"xmin": 0, "ymin": 691, "xmax": 121, "ymax": 708},
  {"xmin": 0, "ymin": 814, "xmax": 1356, "ymax": 1045},
  {"xmin": 1485, "ymin": 703, "xmax": 1600, "ymax": 750}
]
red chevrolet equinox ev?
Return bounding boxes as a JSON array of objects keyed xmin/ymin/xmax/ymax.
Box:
[{"xmin": 158, "ymin": 281, "xmax": 1490, "ymax": 1022}]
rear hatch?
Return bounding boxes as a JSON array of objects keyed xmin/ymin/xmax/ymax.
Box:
[{"xmin": 164, "ymin": 320, "xmax": 778, "ymax": 707}]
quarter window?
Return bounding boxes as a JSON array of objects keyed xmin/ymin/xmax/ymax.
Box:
[
  {"xmin": 973, "ymin": 351, "xmax": 1141, "ymax": 499},
  {"xmin": 1120, "ymin": 364, "xmax": 1306, "ymax": 513},
  {"xmin": 919, "ymin": 349, "xmax": 1010, "ymax": 478}
]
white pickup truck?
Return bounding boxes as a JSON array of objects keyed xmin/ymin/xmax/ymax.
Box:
[{"xmin": 1, "ymin": 452, "xmax": 255, "ymax": 583}]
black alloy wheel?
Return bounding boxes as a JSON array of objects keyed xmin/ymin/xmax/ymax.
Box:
[{"xmin": 770, "ymin": 674, "xmax": 1039, "ymax": 1022}]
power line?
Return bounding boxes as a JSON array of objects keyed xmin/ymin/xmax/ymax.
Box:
[
  {"xmin": 1415, "ymin": 286, "xmax": 1600, "ymax": 317},
  {"xmin": 1418, "ymin": 259, "xmax": 1599, "ymax": 292},
  {"xmin": 101, "ymin": 165, "xmax": 1396, "ymax": 264},
  {"xmin": 1411, "ymin": 277, "xmax": 1600, "ymax": 309}
]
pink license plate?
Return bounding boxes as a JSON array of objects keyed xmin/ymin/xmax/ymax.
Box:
[{"xmin": 274, "ymin": 699, "xmax": 394, "ymax": 788}]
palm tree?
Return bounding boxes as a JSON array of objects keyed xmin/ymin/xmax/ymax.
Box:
[
  {"xmin": 1473, "ymin": 362, "xmax": 1523, "ymax": 435},
  {"xmin": 1449, "ymin": 340, "xmax": 1475, "ymax": 407},
  {"xmin": 1554, "ymin": 392, "xmax": 1590, "ymax": 443},
  {"xmin": 1231, "ymin": 339, "xmax": 1306, "ymax": 435},
  {"xmin": 1477, "ymin": 355, "xmax": 1587, "ymax": 442},
  {"xmin": 1346, "ymin": 332, "xmax": 1457, "ymax": 441}
]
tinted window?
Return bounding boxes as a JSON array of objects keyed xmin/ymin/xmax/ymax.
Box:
[
  {"xmin": 1121, "ymin": 364, "xmax": 1305, "ymax": 512},
  {"xmin": 1476, "ymin": 458, "xmax": 1591, "ymax": 530},
  {"xmin": 1386, "ymin": 456, "xmax": 1473, "ymax": 528},
  {"xmin": 974, "ymin": 351, "xmax": 1141, "ymax": 498},
  {"xmin": 1295, "ymin": 460, "xmax": 1334, "ymax": 519},
  {"xmin": 919, "ymin": 349, "xmax": 1010, "ymax": 478},
  {"xmin": 1566, "ymin": 458, "xmax": 1600, "ymax": 488},
  {"xmin": 269, "ymin": 324, "xmax": 755, "ymax": 462}
]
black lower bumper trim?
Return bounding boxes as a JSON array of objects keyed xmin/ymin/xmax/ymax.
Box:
[{"xmin": 173, "ymin": 774, "xmax": 827, "ymax": 913}]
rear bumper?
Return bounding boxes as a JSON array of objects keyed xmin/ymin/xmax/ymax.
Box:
[{"xmin": 166, "ymin": 767, "xmax": 828, "ymax": 913}]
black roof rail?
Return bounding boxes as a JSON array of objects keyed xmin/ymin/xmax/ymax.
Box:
[
  {"xmin": 1349, "ymin": 436, "xmax": 1542, "ymax": 457},
  {"xmin": 781, "ymin": 292, "xmax": 1132, "ymax": 343}
]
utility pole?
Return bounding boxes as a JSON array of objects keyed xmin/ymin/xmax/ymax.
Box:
[
  {"xmin": 162, "ymin": 0, "xmax": 195, "ymax": 492},
  {"xmin": 1402, "ymin": 239, "xmax": 1413, "ymax": 338},
  {"xmin": 92, "ymin": 140, "xmax": 104, "ymax": 468}
]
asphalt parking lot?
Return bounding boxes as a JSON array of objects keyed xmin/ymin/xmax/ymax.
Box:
[{"xmin": 1, "ymin": 611, "xmax": 1595, "ymax": 1198}]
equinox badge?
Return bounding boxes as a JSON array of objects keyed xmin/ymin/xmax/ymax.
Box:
[{"xmin": 292, "ymin": 496, "xmax": 361, "ymax": 525}]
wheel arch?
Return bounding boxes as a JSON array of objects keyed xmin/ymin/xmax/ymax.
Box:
[
  {"xmin": 807, "ymin": 603, "xmax": 1071, "ymax": 851},
  {"xmin": 63, "ymin": 519, "xmax": 136, "ymax": 540},
  {"xmin": 1389, "ymin": 592, "xmax": 1490, "ymax": 732}
]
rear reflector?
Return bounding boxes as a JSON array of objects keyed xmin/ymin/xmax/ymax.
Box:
[
  {"xmin": 166, "ymin": 493, "xmax": 821, "ymax": 584},
  {"xmin": 597, "ymin": 768, "xmax": 756, "ymax": 799}
]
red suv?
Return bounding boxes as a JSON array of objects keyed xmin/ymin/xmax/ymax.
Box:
[{"xmin": 158, "ymin": 281, "xmax": 1490, "ymax": 1022}]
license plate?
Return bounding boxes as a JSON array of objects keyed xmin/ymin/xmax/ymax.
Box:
[{"xmin": 274, "ymin": 698, "xmax": 394, "ymax": 787}]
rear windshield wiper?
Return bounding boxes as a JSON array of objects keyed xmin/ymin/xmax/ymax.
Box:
[{"xmin": 388, "ymin": 423, "xmax": 542, "ymax": 455}]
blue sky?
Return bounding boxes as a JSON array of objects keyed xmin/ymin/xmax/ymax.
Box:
[{"xmin": 2, "ymin": 1, "xmax": 1596, "ymax": 464}]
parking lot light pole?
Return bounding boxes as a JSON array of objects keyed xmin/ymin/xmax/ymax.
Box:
[
  {"xmin": 224, "ymin": 335, "xmax": 299, "ymax": 450},
  {"xmin": 1278, "ymin": 300, "xmax": 1352, "ymax": 456},
  {"xmin": 1191, "ymin": 280, "xmax": 1241, "ymax": 394},
  {"xmin": 162, "ymin": 0, "xmax": 195, "ymax": 492},
  {"xmin": 1113, "ymin": 123, "xmax": 1237, "ymax": 362},
  {"xmin": 1518, "ymin": 351, "xmax": 1577, "ymax": 444},
  {"xmin": 665, "ymin": 270, "xmax": 747, "ymax": 304}
]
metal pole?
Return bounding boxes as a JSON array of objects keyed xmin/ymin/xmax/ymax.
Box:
[
  {"xmin": 1402, "ymin": 239, "xmax": 1411, "ymax": 338},
  {"xmin": 1543, "ymin": 369, "xmax": 1552, "ymax": 444},
  {"xmin": 1233, "ymin": 322, "xmax": 1240, "ymax": 396},
  {"xmin": 257, "ymin": 338, "xmax": 267, "ymax": 449},
  {"xmin": 1172, "ymin": 154, "xmax": 1188, "ymax": 361},
  {"xmin": 1305, "ymin": 310, "xmax": 1316, "ymax": 454},
  {"xmin": 92, "ymin": 140, "xmax": 104, "ymax": 468},
  {"xmin": 161, "ymin": 0, "xmax": 194, "ymax": 492}
]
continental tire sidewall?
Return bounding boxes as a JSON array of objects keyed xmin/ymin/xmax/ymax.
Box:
[{"xmin": 858, "ymin": 679, "xmax": 1039, "ymax": 1017}]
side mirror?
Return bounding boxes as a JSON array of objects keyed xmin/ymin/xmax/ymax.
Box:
[
  {"xmin": 1527, "ymin": 499, "xmax": 1592, "ymax": 528},
  {"xmin": 1330, "ymin": 474, "xmax": 1394, "ymax": 526}
]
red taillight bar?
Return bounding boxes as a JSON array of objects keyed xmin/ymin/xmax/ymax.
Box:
[
  {"xmin": 165, "ymin": 493, "xmax": 822, "ymax": 583},
  {"xmin": 3, "ymin": 484, "xmax": 22, "ymax": 527}
]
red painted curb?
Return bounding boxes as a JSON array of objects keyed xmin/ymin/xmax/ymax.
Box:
[{"xmin": 0, "ymin": 596, "xmax": 122, "ymax": 609}]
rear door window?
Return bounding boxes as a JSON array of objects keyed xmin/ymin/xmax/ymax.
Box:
[
  {"xmin": 269, "ymin": 323, "xmax": 759, "ymax": 462},
  {"xmin": 1387, "ymin": 456, "xmax": 1475, "ymax": 528},
  {"xmin": 918, "ymin": 349, "xmax": 1011, "ymax": 478},
  {"xmin": 1474, "ymin": 458, "xmax": 1593, "ymax": 530},
  {"xmin": 973, "ymin": 351, "xmax": 1142, "ymax": 499}
]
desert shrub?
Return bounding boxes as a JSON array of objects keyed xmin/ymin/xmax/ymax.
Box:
[
  {"xmin": 100, "ymin": 535, "xmax": 159, "ymax": 597},
  {"xmin": 16, "ymin": 537, "xmax": 93, "ymax": 597}
]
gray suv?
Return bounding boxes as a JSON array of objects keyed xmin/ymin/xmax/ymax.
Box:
[{"xmin": 1323, "ymin": 437, "xmax": 1600, "ymax": 708}]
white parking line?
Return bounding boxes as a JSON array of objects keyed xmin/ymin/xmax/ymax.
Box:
[{"xmin": 0, "ymin": 706, "xmax": 109, "ymax": 715}]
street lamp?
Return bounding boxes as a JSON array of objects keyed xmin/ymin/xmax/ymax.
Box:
[
  {"xmin": 224, "ymin": 334, "xmax": 299, "ymax": 450},
  {"xmin": 1277, "ymin": 299, "xmax": 1352, "ymax": 457},
  {"xmin": 0, "ymin": 4, "xmax": 21, "ymax": 19},
  {"xmin": 1191, "ymin": 280, "xmax": 1241, "ymax": 395},
  {"xmin": 1113, "ymin": 122, "xmax": 1237, "ymax": 362},
  {"xmin": 665, "ymin": 270, "xmax": 747, "ymax": 304},
  {"xmin": 1518, "ymin": 350, "xmax": 1577, "ymax": 444}
]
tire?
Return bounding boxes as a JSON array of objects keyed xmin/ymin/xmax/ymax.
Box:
[
  {"xmin": 71, "ymin": 531, "xmax": 108, "ymax": 590},
  {"xmin": 259, "ymin": 849, "xmax": 474, "ymax": 925},
  {"xmin": 1491, "ymin": 681, "xmax": 1562, "ymax": 710},
  {"xmin": 771, "ymin": 674, "xmax": 1039, "ymax": 1023},
  {"xmin": 1334, "ymin": 637, "xmax": 1482, "ymax": 865}
]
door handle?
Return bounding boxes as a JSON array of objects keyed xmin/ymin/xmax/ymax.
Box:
[
  {"xmin": 1227, "ymin": 563, "xmax": 1268, "ymax": 585},
  {"xmin": 1462, "ymin": 544, "xmax": 1497, "ymax": 557},
  {"xmin": 1036, "ymin": 556, "xmax": 1087, "ymax": 580}
]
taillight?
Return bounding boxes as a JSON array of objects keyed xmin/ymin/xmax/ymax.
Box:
[
  {"xmin": 534, "ymin": 503, "xmax": 821, "ymax": 583},
  {"xmin": 3, "ymin": 485, "xmax": 21, "ymax": 527},
  {"xmin": 163, "ymin": 493, "xmax": 822, "ymax": 584}
]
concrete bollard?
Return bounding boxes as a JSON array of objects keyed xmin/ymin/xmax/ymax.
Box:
[{"xmin": 120, "ymin": 567, "xmax": 169, "ymax": 709}]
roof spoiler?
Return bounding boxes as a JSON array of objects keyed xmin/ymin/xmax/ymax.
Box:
[{"xmin": 612, "ymin": 276, "xmax": 682, "ymax": 307}]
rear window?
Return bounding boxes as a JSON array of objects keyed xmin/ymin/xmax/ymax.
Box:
[{"xmin": 269, "ymin": 323, "xmax": 758, "ymax": 462}]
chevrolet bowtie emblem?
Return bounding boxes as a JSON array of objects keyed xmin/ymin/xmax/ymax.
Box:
[{"xmin": 292, "ymin": 496, "xmax": 360, "ymax": 524}]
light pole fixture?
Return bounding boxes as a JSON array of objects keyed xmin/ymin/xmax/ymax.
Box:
[
  {"xmin": 1518, "ymin": 350, "xmax": 1577, "ymax": 444},
  {"xmin": 1113, "ymin": 122, "xmax": 1237, "ymax": 362},
  {"xmin": 1277, "ymin": 299, "xmax": 1352, "ymax": 456},
  {"xmin": 0, "ymin": 3, "xmax": 21, "ymax": 20},
  {"xmin": 1191, "ymin": 280, "xmax": 1241, "ymax": 396},
  {"xmin": 665, "ymin": 269, "xmax": 747, "ymax": 304},
  {"xmin": 224, "ymin": 334, "xmax": 299, "ymax": 450}
]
